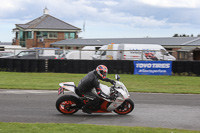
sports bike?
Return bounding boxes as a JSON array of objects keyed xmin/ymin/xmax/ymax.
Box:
[{"xmin": 56, "ymin": 74, "xmax": 134, "ymax": 115}]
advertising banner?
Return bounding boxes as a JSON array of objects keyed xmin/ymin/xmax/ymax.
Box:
[{"xmin": 134, "ymin": 61, "xmax": 172, "ymax": 75}]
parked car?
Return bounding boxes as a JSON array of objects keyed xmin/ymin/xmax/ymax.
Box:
[
  {"xmin": 1, "ymin": 50, "xmax": 56, "ymax": 59},
  {"xmin": 0, "ymin": 51, "xmax": 14, "ymax": 58}
]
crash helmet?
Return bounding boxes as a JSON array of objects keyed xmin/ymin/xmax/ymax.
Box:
[{"xmin": 96, "ymin": 65, "xmax": 108, "ymax": 79}]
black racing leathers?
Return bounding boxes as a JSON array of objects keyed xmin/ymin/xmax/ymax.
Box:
[{"xmin": 77, "ymin": 70, "xmax": 113, "ymax": 99}]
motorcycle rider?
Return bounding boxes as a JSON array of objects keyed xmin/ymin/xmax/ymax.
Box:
[{"xmin": 77, "ymin": 65, "xmax": 116, "ymax": 114}]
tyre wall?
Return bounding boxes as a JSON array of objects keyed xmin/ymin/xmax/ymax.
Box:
[{"xmin": 0, "ymin": 59, "xmax": 199, "ymax": 75}]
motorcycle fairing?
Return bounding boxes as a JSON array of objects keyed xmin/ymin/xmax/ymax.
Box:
[
  {"xmin": 91, "ymin": 82, "xmax": 129, "ymax": 111},
  {"xmin": 59, "ymin": 82, "xmax": 76, "ymax": 93},
  {"xmin": 107, "ymin": 96, "xmax": 125, "ymax": 111},
  {"xmin": 92, "ymin": 101, "xmax": 112, "ymax": 113},
  {"xmin": 115, "ymin": 81, "xmax": 130, "ymax": 99},
  {"xmin": 99, "ymin": 84, "xmax": 110, "ymax": 95}
]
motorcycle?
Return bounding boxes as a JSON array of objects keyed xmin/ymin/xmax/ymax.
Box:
[{"xmin": 55, "ymin": 74, "xmax": 134, "ymax": 115}]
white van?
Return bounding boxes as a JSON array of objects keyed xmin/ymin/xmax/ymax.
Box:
[
  {"xmin": 92, "ymin": 44, "xmax": 176, "ymax": 61},
  {"xmin": 65, "ymin": 46, "xmax": 101, "ymax": 60}
]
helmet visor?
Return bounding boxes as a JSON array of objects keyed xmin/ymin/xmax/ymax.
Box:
[{"xmin": 101, "ymin": 71, "xmax": 107, "ymax": 78}]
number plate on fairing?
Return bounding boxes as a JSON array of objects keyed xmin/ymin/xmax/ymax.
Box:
[{"xmin": 58, "ymin": 87, "xmax": 64, "ymax": 95}]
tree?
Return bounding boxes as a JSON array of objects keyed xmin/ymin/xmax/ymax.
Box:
[
  {"xmin": 173, "ymin": 34, "xmax": 197, "ymax": 37},
  {"xmin": 173, "ymin": 34, "xmax": 179, "ymax": 37}
]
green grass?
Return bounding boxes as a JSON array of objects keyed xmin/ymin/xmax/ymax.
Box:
[
  {"xmin": 0, "ymin": 72, "xmax": 200, "ymax": 94},
  {"xmin": 0, "ymin": 122, "xmax": 199, "ymax": 133},
  {"xmin": 0, "ymin": 73, "xmax": 199, "ymax": 132}
]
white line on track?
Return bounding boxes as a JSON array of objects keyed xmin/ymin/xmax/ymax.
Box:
[
  {"xmin": 0, "ymin": 89, "xmax": 57, "ymax": 94},
  {"xmin": 0, "ymin": 89, "xmax": 199, "ymax": 96}
]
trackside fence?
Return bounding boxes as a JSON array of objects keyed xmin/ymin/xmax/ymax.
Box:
[{"xmin": 0, "ymin": 59, "xmax": 200, "ymax": 75}]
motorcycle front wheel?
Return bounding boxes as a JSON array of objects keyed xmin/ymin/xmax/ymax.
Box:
[
  {"xmin": 113, "ymin": 99, "xmax": 134, "ymax": 115},
  {"xmin": 56, "ymin": 95, "xmax": 81, "ymax": 115}
]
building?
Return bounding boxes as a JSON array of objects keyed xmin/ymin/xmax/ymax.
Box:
[
  {"xmin": 51, "ymin": 37, "xmax": 200, "ymax": 60},
  {"xmin": 12, "ymin": 7, "xmax": 81, "ymax": 48}
]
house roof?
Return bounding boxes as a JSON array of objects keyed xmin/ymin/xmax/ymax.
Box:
[
  {"xmin": 180, "ymin": 37, "xmax": 200, "ymax": 46},
  {"xmin": 15, "ymin": 14, "xmax": 81, "ymax": 31},
  {"xmin": 51, "ymin": 37, "xmax": 200, "ymax": 47}
]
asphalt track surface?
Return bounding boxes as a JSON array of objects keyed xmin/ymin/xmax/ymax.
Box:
[{"xmin": 0, "ymin": 89, "xmax": 200, "ymax": 131}]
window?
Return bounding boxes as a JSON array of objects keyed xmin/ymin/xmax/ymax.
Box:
[
  {"xmin": 179, "ymin": 52, "xmax": 183, "ymax": 59},
  {"xmin": 178, "ymin": 52, "xmax": 187, "ymax": 59},
  {"xmin": 37, "ymin": 31, "xmax": 42, "ymax": 37},
  {"xmin": 55, "ymin": 50, "xmax": 64, "ymax": 55},
  {"xmin": 27, "ymin": 31, "xmax": 32, "ymax": 39},
  {"xmin": 102, "ymin": 51, "xmax": 106, "ymax": 56},
  {"xmin": 42, "ymin": 32, "xmax": 48, "ymax": 38},
  {"xmin": 19, "ymin": 31, "xmax": 25, "ymax": 41},
  {"xmin": 184, "ymin": 52, "xmax": 188, "ymax": 59},
  {"xmin": 38, "ymin": 50, "xmax": 44, "ymax": 54},
  {"xmin": 16, "ymin": 32, "xmax": 19, "ymax": 39},
  {"xmin": 65, "ymin": 32, "xmax": 75, "ymax": 39},
  {"xmin": 96, "ymin": 50, "xmax": 106, "ymax": 56},
  {"xmin": 17, "ymin": 51, "xmax": 36, "ymax": 57},
  {"xmin": 19, "ymin": 31, "xmax": 25, "ymax": 47},
  {"xmin": 48, "ymin": 32, "xmax": 58, "ymax": 39},
  {"xmin": 160, "ymin": 49, "xmax": 166, "ymax": 55},
  {"xmin": 37, "ymin": 31, "xmax": 48, "ymax": 38}
]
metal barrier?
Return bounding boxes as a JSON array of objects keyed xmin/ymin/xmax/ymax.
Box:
[{"xmin": 0, "ymin": 48, "xmax": 176, "ymax": 60}]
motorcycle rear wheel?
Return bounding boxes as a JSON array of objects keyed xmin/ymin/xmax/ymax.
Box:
[
  {"xmin": 56, "ymin": 95, "xmax": 81, "ymax": 115},
  {"xmin": 113, "ymin": 99, "xmax": 134, "ymax": 115}
]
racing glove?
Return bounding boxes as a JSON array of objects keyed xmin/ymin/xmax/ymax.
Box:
[
  {"xmin": 110, "ymin": 80, "xmax": 116, "ymax": 85},
  {"xmin": 102, "ymin": 78, "xmax": 115, "ymax": 85}
]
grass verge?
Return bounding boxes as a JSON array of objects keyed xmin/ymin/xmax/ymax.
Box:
[
  {"xmin": 0, "ymin": 122, "xmax": 199, "ymax": 133},
  {"xmin": 0, "ymin": 72, "xmax": 200, "ymax": 94}
]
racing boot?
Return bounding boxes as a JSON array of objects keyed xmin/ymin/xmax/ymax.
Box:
[{"xmin": 82, "ymin": 105, "xmax": 92, "ymax": 114}]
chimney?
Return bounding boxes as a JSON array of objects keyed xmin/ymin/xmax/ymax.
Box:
[{"xmin": 43, "ymin": 7, "xmax": 49, "ymax": 15}]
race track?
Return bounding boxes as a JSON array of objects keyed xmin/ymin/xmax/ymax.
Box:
[{"xmin": 0, "ymin": 89, "xmax": 200, "ymax": 131}]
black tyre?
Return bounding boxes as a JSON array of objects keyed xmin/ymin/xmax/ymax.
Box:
[
  {"xmin": 56, "ymin": 95, "xmax": 82, "ymax": 115},
  {"xmin": 113, "ymin": 99, "xmax": 134, "ymax": 115}
]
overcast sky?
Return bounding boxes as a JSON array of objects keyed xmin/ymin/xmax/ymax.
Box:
[{"xmin": 1, "ymin": 0, "xmax": 200, "ymax": 42}]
